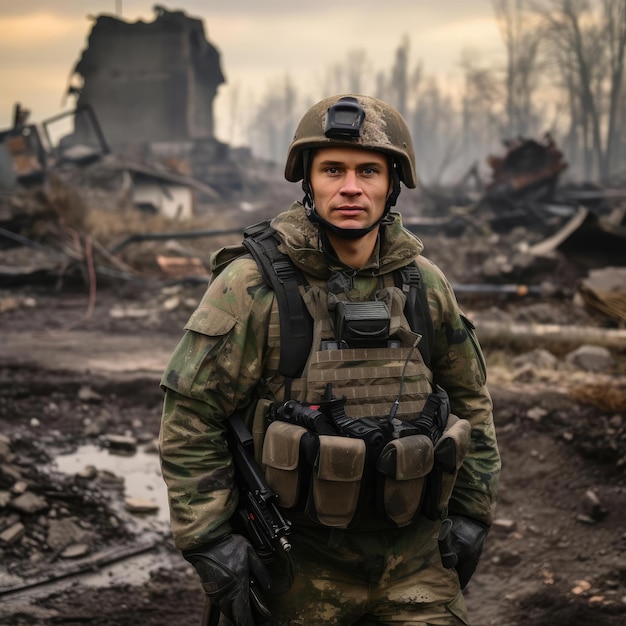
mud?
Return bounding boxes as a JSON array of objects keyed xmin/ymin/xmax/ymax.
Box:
[{"xmin": 1, "ymin": 267, "xmax": 625, "ymax": 626}]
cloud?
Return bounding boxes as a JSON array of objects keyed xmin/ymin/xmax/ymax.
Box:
[
  {"xmin": 0, "ymin": 1, "xmax": 504, "ymax": 130},
  {"xmin": 0, "ymin": 12, "xmax": 86, "ymax": 48}
]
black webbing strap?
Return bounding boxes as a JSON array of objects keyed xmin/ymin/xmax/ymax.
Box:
[
  {"xmin": 396, "ymin": 264, "xmax": 434, "ymax": 368},
  {"xmin": 242, "ymin": 222, "xmax": 433, "ymax": 392},
  {"xmin": 242, "ymin": 222, "xmax": 313, "ymax": 396}
]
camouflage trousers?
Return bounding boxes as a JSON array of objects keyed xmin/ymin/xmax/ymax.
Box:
[{"xmin": 262, "ymin": 519, "xmax": 469, "ymax": 626}]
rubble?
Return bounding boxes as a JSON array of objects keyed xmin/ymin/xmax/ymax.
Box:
[{"xmin": 1, "ymin": 98, "xmax": 626, "ymax": 624}]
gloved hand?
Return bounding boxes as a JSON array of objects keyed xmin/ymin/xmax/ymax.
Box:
[
  {"xmin": 449, "ymin": 514, "xmax": 489, "ymax": 589},
  {"xmin": 182, "ymin": 534, "xmax": 271, "ymax": 626}
]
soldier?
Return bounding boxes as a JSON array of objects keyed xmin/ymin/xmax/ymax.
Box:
[{"xmin": 159, "ymin": 94, "xmax": 501, "ymax": 625}]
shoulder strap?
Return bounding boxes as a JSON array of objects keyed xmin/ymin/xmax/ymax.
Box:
[
  {"xmin": 395, "ymin": 264, "xmax": 434, "ymax": 368},
  {"xmin": 242, "ymin": 222, "xmax": 434, "ymax": 392},
  {"xmin": 242, "ymin": 221, "xmax": 313, "ymax": 397}
]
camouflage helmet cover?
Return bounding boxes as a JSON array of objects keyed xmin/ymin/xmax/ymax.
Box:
[{"xmin": 285, "ymin": 94, "xmax": 417, "ymax": 188}]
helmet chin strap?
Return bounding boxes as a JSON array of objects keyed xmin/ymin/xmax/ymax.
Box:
[{"xmin": 301, "ymin": 155, "xmax": 401, "ymax": 241}]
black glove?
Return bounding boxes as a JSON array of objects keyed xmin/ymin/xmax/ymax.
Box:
[
  {"xmin": 449, "ymin": 514, "xmax": 489, "ymax": 589},
  {"xmin": 183, "ymin": 534, "xmax": 271, "ymax": 626}
]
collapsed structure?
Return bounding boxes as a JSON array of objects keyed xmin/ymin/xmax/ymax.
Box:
[
  {"xmin": 0, "ymin": 6, "xmax": 243, "ymax": 210},
  {"xmin": 67, "ymin": 6, "xmax": 224, "ymax": 149}
]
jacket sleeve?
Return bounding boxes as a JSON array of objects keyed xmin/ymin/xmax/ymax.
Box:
[
  {"xmin": 421, "ymin": 259, "xmax": 501, "ymax": 527},
  {"xmin": 159, "ymin": 258, "xmax": 274, "ymax": 550}
]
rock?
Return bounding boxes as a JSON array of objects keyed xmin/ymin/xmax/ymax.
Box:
[
  {"xmin": 582, "ymin": 489, "xmax": 607, "ymax": 521},
  {"xmin": 103, "ymin": 434, "xmax": 138, "ymax": 452},
  {"xmin": 60, "ymin": 543, "xmax": 91, "ymax": 559},
  {"xmin": 11, "ymin": 481, "xmax": 28, "ymax": 495},
  {"xmin": 78, "ymin": 386, "xmax": 102, "ymax": 402},
  {"xmin": 124, "ymin": 497, "xmax": 159, "ymax": 514},
  {"xmin": 10, "ymin": 492, "xmax": 48, "ymax": 514},
  {"xmin": 0, "ymin": 437, "xmax": 13, "ymax": 462},
  {"xmin": 0, "ymin": 522, "xmax": 25, "ymax": 545},
  {"xmin": 512, "ymin": 349, "xmax": 558, "ymax": 370},
  {"xmin": 77, "ymin": 465, "xmax": 98, "ymax": 479},
  {"xmin": 47, "ymin": 518, "xmax": 91, "ymax": 552},
  {"xmin": 0, "ymin": 490, "xmax": 12, "ymax": 507},
  {"xmin": 525, "ymin": 407, "xmax": 548, "ymax": 422},
  {"xmin": 492, "ymin": 518, "xmax": 517, "ymax": 533},
  {"xmin": 565, "ymin": 345, "xmax": 615, "ymax": 372}
]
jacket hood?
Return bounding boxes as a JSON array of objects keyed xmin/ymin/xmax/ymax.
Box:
[{"xmin": 270, "ymin": 202, "xmax": 424, "ymax": 279}]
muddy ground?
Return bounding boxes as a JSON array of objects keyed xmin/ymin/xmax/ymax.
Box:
[{"xmin": 1, "ymin": 218, "xmax": 626, "ymax": 626}]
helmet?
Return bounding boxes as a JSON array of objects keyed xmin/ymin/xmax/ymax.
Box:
[{"xmin": 285, "ymin": 94, "xmax": 417, "ymax": 188}]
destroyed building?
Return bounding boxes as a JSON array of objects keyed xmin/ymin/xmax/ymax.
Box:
[
  {"xmin": 69, "ymin": 6, "xmax": 224, "ymax": 147},
  {"xmin": 62, "ymin": 6, "xmax": 241, "ymax": 195}
]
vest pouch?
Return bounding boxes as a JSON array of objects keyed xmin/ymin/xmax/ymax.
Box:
[
  {"xmin": 306, "ymin": 435, "xmax": 366, "ymax": 528},
  {"xmin": 421, "ymin": 414, "xmax": 472, "ymax": 520},
  {"xmin": 262, "ymin": 421, "xmax": 319, "ymax": 509},
  {"xmin": 376, "ymin": 434, "xmax": 434, "ymax": 527}
]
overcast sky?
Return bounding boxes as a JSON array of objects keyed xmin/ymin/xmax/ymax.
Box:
[{"xmin": 0, "ymin": 1, "xmax": 505, "ymax": 144}]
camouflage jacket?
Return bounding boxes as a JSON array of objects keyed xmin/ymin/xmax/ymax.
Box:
[{"xmin": 159, "ymin": 202, "xmax": 501, "ymax": 550}]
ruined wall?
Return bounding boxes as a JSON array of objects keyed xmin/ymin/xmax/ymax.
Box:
[{"xmin": 70, "ymin": 7, "xmax": 225, "ymax": 149}]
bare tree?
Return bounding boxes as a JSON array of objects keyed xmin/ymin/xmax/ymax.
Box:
[
  {"xmin": 249, "ymin": 75, "xmax": 298, "ymax": 164},
  {"xmin": 459, "ymin": 52, "xmax": 505, "ymax": 165},
  {"xmin": 536, "ymin": 0, "xmax": 626, "ymax": 180},
  {"xmin": 603, "ymin": 0, "xmax": 626, "ymax": 176},
  {"xmin": 389, "ymin": 35, "xmax": 411, "ymax": 117},
  {"xmin": 345, "ymin": 49, "xmax": 369, "ymax": 94},
  {"xmin": 492, "ymin": 0, "xmax": 544, "ymax": 136}
]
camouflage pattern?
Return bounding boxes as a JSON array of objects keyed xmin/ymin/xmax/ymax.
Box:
[
  {"xmin": 159, "ymin": 202, "xmax": 500, "ymax": 621},
  {"xmin": 265, "ymin": 521, "xmax": 469, "ymax": 625}
]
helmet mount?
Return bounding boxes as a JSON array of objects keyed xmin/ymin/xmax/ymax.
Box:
[{"xmin": 285, "ymin": 93, "xmax": 418, "ymax": 189}]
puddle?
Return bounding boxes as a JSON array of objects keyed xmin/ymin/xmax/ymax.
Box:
[
  {"xmin": 0, "ymin": 446, "xmax": 178, "ymax": 598},
  {"xmin": 55, "ymin": 443, "xmax": 170, "ymax": 527}
]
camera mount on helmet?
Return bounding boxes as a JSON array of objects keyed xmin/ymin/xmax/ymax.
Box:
[{"xmin": 324, "ymin": 97, "xmax": 366, "ymax": 139}]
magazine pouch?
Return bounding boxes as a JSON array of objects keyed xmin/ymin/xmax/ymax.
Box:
[
  {"xmin": 262, "ymin": 420, "xmax": 319, "ymax": 509},
  {"xmin": 306, "ymin": 435, "xmax": 366, "ymax": 528},
  {"xmin": 422, "ymin": 414, "xmax": 472, "ymax": 520},
  {"xmin": 376, "ymin": 434, "xmax": 434, "ymax": 526}
]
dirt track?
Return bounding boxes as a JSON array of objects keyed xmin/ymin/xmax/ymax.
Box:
[{"xmin": 1, "ymin": 277, "xmax": 625, "ymax": 626}]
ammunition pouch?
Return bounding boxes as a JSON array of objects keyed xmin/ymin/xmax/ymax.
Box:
[
  {"xmin": 307, "ymin": 435, "xmax": 367, "ymax": 527},
  {"xmin": 421, "ymin": 414, "xmax": 472, "ymax": 520},
  {"xmin": 261, "ymin": 391, "xmax": 472, "ymax": 529},
  {"xmin": 376, "ymin": 434, "xmax": 434, "ymax": 526},
  {"xmin": 262, "ymin": 421, "xmax": 318, "ymax": 509}
]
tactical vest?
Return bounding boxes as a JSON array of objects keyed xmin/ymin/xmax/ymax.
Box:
[
  {"xmin": 239, "ymin": 221, "xmax": 470, "ymax": 530},
  {"xmin": 242, "ymin": 220, "xmax": 434, "ymax": 398}
]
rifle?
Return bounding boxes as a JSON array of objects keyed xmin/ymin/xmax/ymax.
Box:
[
  {"xmin": 202, "ymin": 414, "xmax": 292, "ymax": 626},
  {"xmin": 225, "ymin": 414, "xmax": 292, "ymax": 561}
]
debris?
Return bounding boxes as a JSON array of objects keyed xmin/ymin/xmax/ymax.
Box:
[
  {"xmin": 581, "ymin": 489, "xmax": 607, "ymax": 522},
  {"xmin": 476, "ymin": 321, "xmax": 626, "ymax": 350},
  {"xmin": 578, "ymin": 267, "xmax": 626, "ymax": 325},
  {"xmin": 60, "ymin": 543, "xmax": 91, "ymax": 559},
  {"xmin": 9, "ymin": 492, "xmax": 48, "ymax": 514},
  {"xmin": 486, "ymin": 133, "xmax": 568, "ymax": 199},
  {"xmin": 492, "ymin": 518, "xmax": 517, "ymax": 534},
  {"xmin": 572, "ymin": 580, "xmax": 592, "ymax": 595},
  {"xmin": 103, "ymin": 434, "xmax": 138, "ymax": 453},
  {"xmin": 124, "ymin": 498, "xmax": 159, "ymax": 514},
  {"xmin": 565, "ymin": 345, "xmax": 615, "ymax": 372}
]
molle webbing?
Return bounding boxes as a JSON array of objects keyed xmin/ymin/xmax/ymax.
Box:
[
  {"xmin": 290, "ymin": 346, "xmax": 432, "ymax": 419},
  {"xmin": 242, "ymin": 221, "xmax": 433, "ymax": 386}
]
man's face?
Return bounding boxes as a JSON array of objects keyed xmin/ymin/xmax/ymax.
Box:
[{"xmin": 309, "ymin": 147, "xmax": 390, "ymax": 233}]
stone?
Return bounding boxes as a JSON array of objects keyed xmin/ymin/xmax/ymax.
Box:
[{"xmin": 10, "ymin": 492, "xmax": 48, "ymax": 514}]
